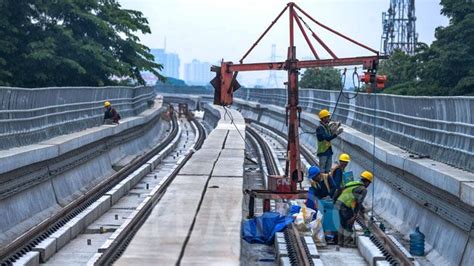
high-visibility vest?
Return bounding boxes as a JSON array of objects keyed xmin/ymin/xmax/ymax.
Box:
[
  {"xmin": 317, "ymin": 124, "xmax": 332, "ymax": 154},
  {"xmin": 337, "ymin": 181, "xmax": 363, "ymax": 210}
]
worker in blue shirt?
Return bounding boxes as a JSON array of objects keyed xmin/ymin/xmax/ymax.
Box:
[
  {"xmin": 306, "ymin": 166, "xmax": 336, "ymax": 211},
  {"xmin": 331, "ymin": 153, "xmax": 352, "ymax": 191},
  {"xmin": 316, "ymin": 109, "xmax": 343, "ymax": 173}
]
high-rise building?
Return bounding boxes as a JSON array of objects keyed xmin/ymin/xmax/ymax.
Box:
[
  {"xmin": 184, "ymin": 59, "xmax": 213, "ymax": 86},
  {"xmin": 150, "ymin": 49, "xmax": 180, "ymax": 79}
]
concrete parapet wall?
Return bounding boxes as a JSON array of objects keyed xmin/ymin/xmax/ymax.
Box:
[
  {"xmin": 0, "ymin": 101, "xmax": 168, "ymax": 246},
  {"xmin": 234, "ymin": 88, "xmax": 473, "ymax": 172},
  {"xmin": 232, "ymin": 98, "xmax": 473, "ymax": 265},
  {"xmin": 0, "ymin": 86, "xmax": 156, "ymax": 150}
]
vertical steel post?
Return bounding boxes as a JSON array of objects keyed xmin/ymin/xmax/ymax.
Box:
[{"xmin": 286, "ymin": 3, "xmax": 302, "ymax": 192}]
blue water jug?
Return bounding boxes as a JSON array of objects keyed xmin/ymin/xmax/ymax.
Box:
[{"xmin": 409, "ymin": 226, "xmax": 425, "ymax": 256}]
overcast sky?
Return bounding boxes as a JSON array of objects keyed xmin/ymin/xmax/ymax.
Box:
[{"xmin": 119, "ymin": 0, "xmax": 448, "ymax": 87}]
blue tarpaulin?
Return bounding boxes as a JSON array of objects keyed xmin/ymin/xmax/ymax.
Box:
[{"xmin": 242, "ymin": 212, "xmax": 294, "ymax": 244}]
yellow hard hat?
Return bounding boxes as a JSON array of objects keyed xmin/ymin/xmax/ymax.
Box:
[
  {"xmin": 319, "ymin": 109, "xmax": 330, "ymax": 119},
  {"xmin": 339, "ymin": 153, "xmax": 351, "ymax": 162},
  {"xmin": 360, "ymin": 171, "xmax": 373, "ymax": 182},
  {"xmin": 104, "ymin": 101, "xmax": 111, "ymax": 107}
]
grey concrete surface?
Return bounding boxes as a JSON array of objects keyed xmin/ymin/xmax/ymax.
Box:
[
  {"xmin": 0, "ymin": 98, "xmax": 163, "ymax": 175},
  {"xmin": 115, "ymin": 175, "xmax": 209, "ymax": 266},
  {"xmin": 43, "ymin": 233, "xmax": 114, "ymax": 266},
  {"xmin": 0, "ymin": 100, "xmax": 168, "ymax": 247},
  {"xmin": 180, "ymin": 177, "xmax": 242, "ymax": 265},
  {"xmin": 0, "ymin": 144, "xmax": 59, "ymax": 175},
  {"xmin": 12, "ymin": 251, "xmax": 39, "ymax": 266},
  {"xmin": 357, "ymin": 236, "xmax": 386, "ymax": 266},
  {"xmin": 32, "ymin": 237, "xmax": 56, "ymax": 263},
  {"xmin": 234, "ymin": 88, "xmax": 474, "ymax": 172},
  {"xmin": 0, "ymin": 181, "xmax": 61, "ymax": 246},
  {"xmin": 212, "ymin": 157, "xmax": 244, "ymax": 177},
  {"xmin": 115, "ymin": 104, "xmax": 245, "ymax": 266},
  {"xmin": 0, "ymin": 86, "xmax": 155, "ymax": 150},
  {"xmin": 235, "ymin": 99, "xmax": 474, "ymax": 207},
  {"xmin": 230, "ymin": 99, "xmax": 472, "ymax": 265}
]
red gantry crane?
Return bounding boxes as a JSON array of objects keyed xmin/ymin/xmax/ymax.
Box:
[{"xmin": 211, "ymin": 2, "xmax": 386, "ymax": 213}]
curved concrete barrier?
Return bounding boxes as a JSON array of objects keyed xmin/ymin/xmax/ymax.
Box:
[
  {"xmin": 0, "ymin": 100, "xmax": 168, "ymax": 247},
  {"xmin": 232, "ymin": 99, "xmax": 473, "ymax": 266},
  {"xmin": 235, "ymin": 88, "xmax": 473, "ymax": 173},
  {"xmin": 0, "ymin": 86, "xmax": 155, "ymax": 150}
]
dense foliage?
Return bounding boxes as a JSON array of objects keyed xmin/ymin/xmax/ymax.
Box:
[
  {"xmin": 0, "ymin": 0, "xmax": 163, "ymax": 87},
  {"xmin": 379, "ymin": 0, "xmax": 473, "ymax": 96},
  {"xmin": 299, "ymin": 67, "xmax": 341, "ymax": 90}
]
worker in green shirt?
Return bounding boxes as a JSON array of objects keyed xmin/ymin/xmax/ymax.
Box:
[{"xmin": 334, "ymin": 170, "xmax": 373, "ymax": 247}]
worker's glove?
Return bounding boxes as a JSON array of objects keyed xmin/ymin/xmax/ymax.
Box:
[
  {"xmin": 329, "ymin": 121, "xmax": 341, "ymax": 133},
  {"xmin": 336, "ymin": 127, "xmax": 344, "ymax": 135}
]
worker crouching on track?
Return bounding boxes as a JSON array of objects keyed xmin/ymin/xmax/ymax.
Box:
[
  {"xmin": 306, "ymin": 166, "xmax": 336, "ymax": 211},
  {"xmin": 103, "ymin": 101, "xmax": 121, "ymax": 124},
  {"xmin": 334, "ymin": 170, "xmax": 373, "ymax": 247},
  {"xmin": 316, "ymin": 109, "xmax": 343, "ymax": 173},
  {"xmin": 331, "ymin": 153, "xmax": 352, "ymax": 191}
]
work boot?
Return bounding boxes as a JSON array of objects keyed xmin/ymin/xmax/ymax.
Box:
[
  {"xmin": 343, "ymin": 236, "xmax": 356, "ymax": 248},
  {"xmin": 337, "ymin": 233, "xmax": 344, "ymax": 247}
]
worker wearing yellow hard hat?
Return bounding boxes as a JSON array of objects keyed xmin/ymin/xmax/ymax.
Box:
[
  {"xmin": 331, "ymin": 153, "xmax": 352, "ymax": 191},
  {"xmin": 103, "ymin": 101, "xmax": 121, "ymax": 124},
  {"xmin": 334, "ymin": 170, "xmax": 374, "ymax": 247},
  {"xmin": 316, "ymin": 109, "xmax": 343, "ymax": 173}
]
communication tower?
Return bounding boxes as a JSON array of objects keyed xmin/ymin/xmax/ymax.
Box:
[{"xmin": 381, "ymin": 0, "xmax": 418, "ymax": 55}]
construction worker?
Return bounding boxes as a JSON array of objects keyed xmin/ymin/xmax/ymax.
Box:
[
  {"xmin": 331, "ymin": 153, "xmax": 351, "ymax": 190},
  {"xmin": 334, "ymin": 170, "xmax": 373, "ymax": 247},
  {"xmin": 316, "ymin": 109, "xmax": 343, "ymax": 173},
  {"xmin": 103, "ymin": 101, "xmax": 121, "ymax": 124},
  {"xmin": 306, "ymin": 166, "xmax": 336, "ymax": 211}
]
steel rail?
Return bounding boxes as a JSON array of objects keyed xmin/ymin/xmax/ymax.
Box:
[
  {"xmin": 0, "ymin": 108, "xmax": 179, "ymax": 264},
  {"xmin": 246, "ymin": 124, "xmax": 313, "ymax": 266},
  {"xmin": 249, "ymin": 119, "xmax": 416, "ymax": 265},
  {"xmin": 95, "ymin": 117, "xmax": 206, "ymax": 265}
]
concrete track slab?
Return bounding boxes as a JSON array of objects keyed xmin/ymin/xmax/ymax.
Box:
[
  {"xmin": 115, "ymin": 175, "xmax": 209, "ymax": 266},
  {"xmin": 220, "ymin": 148, "xmax": 245, "ymax": 159},
  {"xmin": 212, "ymin": 157, "xmax": 244, "ymax": 178},
  {"xmin": 85, "ymin": 209, "xmax": 133, "ymax": 233},
  {"xmin": 180, "ymin": 177, "xmax": 242, "ymax": 264},
  {"xmin": 188, "ymin": 148, "xmax": 221, "ymax": 160},
  {"xmin": 318, "ymin": 245, "xmax": 367, "ymax": 266},
  {"xmin": 43, "ymin": 233, "xmax": 113, "ymax": 265}
]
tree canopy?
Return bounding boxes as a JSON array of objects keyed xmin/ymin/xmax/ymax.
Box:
[
  {"xmin": 378, "ymin": 0, "xmax": 473, "ymax": 96},
  {"xmin": 0, "ymin": 0, "xmax": 163, "ymax": 87},
  {"xmin": 299, "ymin": 67, "xmax": 341, "ymax": 90}
]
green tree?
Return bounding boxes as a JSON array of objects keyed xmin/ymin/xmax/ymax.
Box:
[
  {"xmin": 299, "ymin": 67, "xmax": 341, "ymax": 90},
  {"xmin": 378, "ymin": 49, "xmax": 416, "ymax": 88},
  {"xmin": 0, "ymin": 0, "xmax": 163, "ymax": 87},
  {"xmin": 379, "ymin": 0, "xmax": 474, "ymax": 96},
  {"xmin": 415, "ymin": 0, "xmax": 474, "ymax": 95}
]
